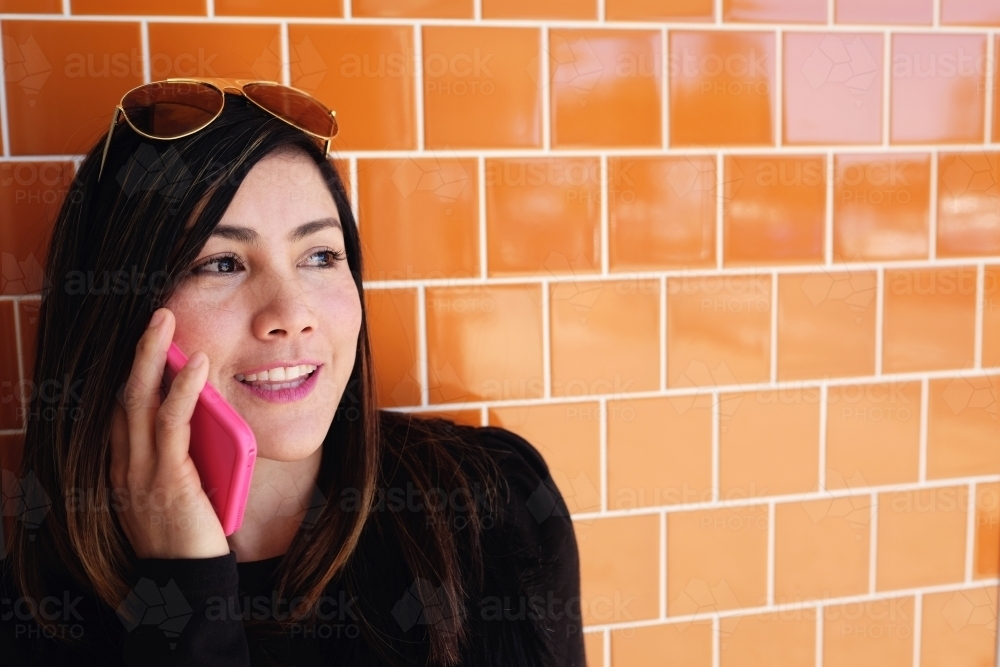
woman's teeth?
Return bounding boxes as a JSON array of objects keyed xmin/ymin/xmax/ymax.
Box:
[{"xmin": 236, "ymin": 364, "xmax": 317, "ymax": 384}]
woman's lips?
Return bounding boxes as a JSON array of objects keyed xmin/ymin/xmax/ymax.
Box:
[{"xmin": 235, "ymin": 364, "xmax": 321, "ymax": 403}]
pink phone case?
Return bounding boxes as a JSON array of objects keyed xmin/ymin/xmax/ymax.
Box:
[{"xmin": 163, "ymin": 342, "xmax": 257, "ymax": 536}]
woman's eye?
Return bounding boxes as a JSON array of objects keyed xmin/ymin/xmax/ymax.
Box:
[
  {"xmin": 306, "ymin": 249, "xmax": 347, "ymax": 267},
  {"xmin": 193, "ymin": 253, "xmax": 242, "ymax": 274}
]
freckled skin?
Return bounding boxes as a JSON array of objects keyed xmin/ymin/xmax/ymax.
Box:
[{"xmin": 165, "ymin": 150, "xmax": 361, "ymax": 464}]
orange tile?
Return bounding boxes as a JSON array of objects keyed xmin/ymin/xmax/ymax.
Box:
[
  {"xmin": 995, "ymin": 36, "xmax": 1000, "ymax": 140},
  {"xmin": 549, "ymin": 29, "xmax": 662, "ymax": 148},
  {"xmin": 416, "ymin": 409, "xmax": 482, "ymax": 427},
  {"xmin": 0, "ymin": 0, "xmax": 60, "ymax": 11},
  {"xmin": 17, "ymin": 300, "xmax": 40, "ymax": 392},
  {"xmin": 667, "ymin": 274, "xmax": 771, "ymax": 387},
  {"xmin": 825, "ymin": 381, "xmax": 921, "ymax": 489},
  {"xmin": 943, "ymin": 0, "xmax": 1000, "ymax": 24},
  {"xmin": 823, "ymin": 597, "xmax": 914, "ymax": 667},
  {"xmin": 719, "ymin": 611, "xmax": 815, "ymax": 667},
  {"xmin": 357, "ymin": 157, "xmax": 479, "ymax": 281},
  {"xmin": 834, "ymin": 154, "xmax": 930, "ymax": 261},
  {"xmin": 489, "ymin": 403, "xmax": 601, "ymax": 513},
  {"xmin": 669, "ymin": 31, "xmax": 775, "ymax": 147},
  {"xmin": 987, "ymin": 267, "xmax": 1000, "ymax": 368},
  {"xmin": 937, "ymin": 151, "xmax": 1000, "ymax": 257},
  {"xmin": 783, "ymin": 33, "xmax": 883, "ymax": 145},
  {"xmin": 877, "ymin": 487, "xmax": 968, "ymax": 590},
  {"xmin": 0, "ymin": 302, "xmax": 21, "ymax": 430},
  {"xmin": 2, "ymin": 21, "xmax": 143, "ymax": 155},
  {"xmin": 724, "ymin": 155, "xmax": 826, "ymax": 265},
  {"xmin": 425, "ymin": 284, "xmax": 543, "ymax": 403},
  {"xmin": 611, "ymin": 622, "xmax": 713, "ymax": 667},
  {"xmin": 482, "ymin": 0, "xmax": 595, "ymax": 19},
  {"xmin": 607, "ymin": 396, "xmax": 713, "ymax": 509},
  {"xmin": 353, "ymin": 0, "xmax": 471, "ymax": 17},
  {"xmin": 883, "ymin": 268, "xmax": 977, "ymax": 373},
  {"xmin": 215, "ymin": 0, "xmax": 342, "ymax": 16},
  {"xmin": 724, "ymin": 0, "xmax": 825, "ymax": 22},
  {"xmin": 975, "ymin": 483, "xmax": 999, "ymax": 579},
  {"xmin": 0, "ymin": 161, "xmax": 74, "ymax": 295},
  {"xmin": 775, "ymin": 497, "xmax": 871, "ymax": 602},
  {"xmin": 584, "ymin": 631, "xmax": 604, "ymax": 667},
  {"xmin": 891, "ymin": 34, "xmax": 986, "ymax": 144},
  {"xmin": 921, "ymin": 587, "xmax": 997, "ymax": 667},
  {"xmin": 550, "ymin": 279, "xmax": 659, "ymax": 397},
  {"xmin": 365, "ymin": 289, "xmax": 420, "ymax": 408},
  {"xmin": 71, "ymin": 0, "xmax": 205, "ymax": 14},
  {"xmin": 836, "ymin": 0, "xmax": 932, "ymax": 24},
  {"xmin": 606, "ymin": 0, "xmax": 712, "ymax": 21},
  {"xmin": 147, "ymin": 23, "xmax": 281, "ymax": 81},
  {"xmin": 288, "ymin": 24, "xmax": 415, "ymax": 151},
  {"xmin": 720, "ymin": 389, "xmax": 820, "ymax": 498},
  {"xmin": 484, "ymin": 157, "xmax": 601, "ymax": 276},
  {"xmin": 575, "ymin": 514, "xmax": 660, "ymax": 625},
  {"xmin": 422, "ymin": 27, "xmax": 541, "ymax": 148},
  {"xmin": 927, "ymin": 375, "xmax": 1000, "ymax": 479},
  {"xmin": 777, "ymin": 271, "xmax": 877, "ymax": 380},
  {"xmin": 608, "ymin": 155, "xmax": 716, "ymax": 270},
  {"xmin": 667, "ymin": 506, "xmax": 769, "ymax": 614}
]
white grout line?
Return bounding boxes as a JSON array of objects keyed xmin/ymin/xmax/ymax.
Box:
[
  {"xmin": 825, "ymin": 152, "xmax": 835, "ymax": 264},
  {"xmin": 869, "ymin": 493, "xmax": 879, "ymax": 595},
  {"xmin": 883, "ymin": 31, "xmax": 892, "ymax": 146},
  {"xmin": 932, "ymin": 0, "xmax": 940, "ymax": 26},
  {"xmin": 976, "ymin": 264, "xmax": 985, "ymax": 369},
  {"xmin": 660, "ymin": 510, "xmax": 667, "ymax": 619},
  {"xmin": 712, "ymin": 390, "xmax": 720, "ymax": 502},
  {"xmin": 919, "ymin": 377, "xmax": 929, "ymax": 482},
  {"xmin": 480, "ymin": 405, "xmax": 487, "ymax": 426},
  {"xmin": 140, "ymin": 20, "xmax": 151, "ymax": 83},
  {"xmin": 929, "ymin": 151, "xmax": 938, "ymax": 259},
  {"xmin": 714, "ymin": 0, "xmax": 722, "ymax": 23},
  {"xmin": 659, "ymin": 275, "xmax": 667, "ymax": 391},
  {"xmin": 819, "ymin": 384, "xmax": 828, "ymax": 491},
  {"xmin": 767, "ymin": 501, "xmax": 776, "ymax": 605},
  {"xmin": 0, "ymin": 31, "xmax": 10, "ymax": 158},
  {"xmin": 542, "ymin": 279, "xmax": 552, "ymax": 399},
  {"xmin": 986, "ymin": 35, "xmax": 995, "ymax": 144},
  {"xmin": 965, "ymin": 482, "xmax": 976, "ymax": 583},
  {"xmin": 207, "ymin": 0, "xmax": 215, "ymax": 18},
  {"xmin": 414, "ymin": 25, "xmax": 425, "ymax": 151},
  {"xmin": 600, "ymin": 155, "xmax": 609, "ymax": 274},
  {"xmin": 661, "ymin": 28, "xmax": 669, "ymax": 149},
  {"xmin": 603, "ymin": 628, "xmax": 610, "ymax": 667},
  {"xmin": 600, "ymin": 397, "xmax": 608, "ymax": 512},
  {"xmin": 62, "ymin": 0, "xmax": 69, "ymax": 14},
  {"xmin": 914, "ymin": 592, "xmax": 924, "ymax": 667},
  {"xmin": 770, "ymin": 272, "xmax": 779, "ymax": 383},
  {"xmin": 541, "ymin": 28, "xmax": 551, "ymax": 151},
  {"xmin": 816, "ymin": 604, "xmax": 824, "ymax": 666},
  {"xmin": 712, "ymin": 616, "xmax": 720, "ymax": 667},
  {"xmin": 876, "ymin": 267, "xmax": 885, "ymax": 376},
  {"xmin": 826, "ymin": 0, "xmax": 833, "ymax": 25},
  {"xmin": 280, "ymin": 22, "xmax": 291, "ymax": 86},
  {"xmin": 596, "ymin": 0, "xmax": 605, "ymax": 21},
  {"xmin": 344, "ymin": 0, "xmax": 352, "ymax": 19},
  {"xmin": 775, "ymin": 29, "xmax": 783, "ymax": 146},
  {"xmin": 716, "ymin": 152, "xmax": 724, "ymax": 269},
  {"xmin": 417, "ymin": 285, "xmax": 429, "ymax": 406},
  {"xmin": 478, "ymin": 156, "xmax": 488, "ymax": 279},
  {"xmin": 473, "ymin": 0, "xmax": 480, "ymax": 21}
]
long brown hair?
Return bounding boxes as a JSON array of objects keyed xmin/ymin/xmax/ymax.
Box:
[{"xmin": 7, "ymin": 95, "xmax": 499, "ymax": 666}]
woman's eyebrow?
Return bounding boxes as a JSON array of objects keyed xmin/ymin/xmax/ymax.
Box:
[{"xmin": 209, "ymin": 217, "xmax": 342, "ymax": 246}]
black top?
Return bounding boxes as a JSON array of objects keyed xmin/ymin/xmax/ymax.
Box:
[{"xmin": 0, "ymin": 426, "xmax": 586, "ymax": 666}]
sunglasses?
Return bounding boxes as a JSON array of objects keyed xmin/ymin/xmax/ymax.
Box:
[{"xmin": 98, "ymin": 77, "xmax": 339, "ymax": 181}]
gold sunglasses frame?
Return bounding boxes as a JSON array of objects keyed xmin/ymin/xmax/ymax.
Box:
[{"xmin": 97, "ymin": 77, "xmax": 338, "ymax": 181}]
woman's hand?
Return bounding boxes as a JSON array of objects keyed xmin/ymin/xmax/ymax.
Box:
[{"xmin": 109, "ymin": 307, "xmax": 230, "ymax": 560}]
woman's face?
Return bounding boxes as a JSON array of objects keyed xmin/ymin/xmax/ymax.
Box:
[{"xmin": 164, "ymin": 149, "xmax": 361, "ymax": 462}]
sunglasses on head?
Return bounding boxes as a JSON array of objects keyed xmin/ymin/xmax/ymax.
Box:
[{"xmin": 98, "ymin": 77, "xmax": 339, "ymax": 181}]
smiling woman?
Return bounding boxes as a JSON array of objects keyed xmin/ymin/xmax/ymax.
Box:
[{"xmin": 0, "ymin": 84, "xmax": 585, "ymax": 667}]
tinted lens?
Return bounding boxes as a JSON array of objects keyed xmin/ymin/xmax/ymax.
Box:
[
  {"xmin": 121, "ymin": 81, "xmax": 223, "ymax": 138},
  {"xmin": 243, "ymin": 83, "xmax": 337, "ymax": 138}
]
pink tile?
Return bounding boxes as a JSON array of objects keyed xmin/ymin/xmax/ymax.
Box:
[{"xmin": 836, "ymin": 0, "xmax": 933, "ymax": 25}]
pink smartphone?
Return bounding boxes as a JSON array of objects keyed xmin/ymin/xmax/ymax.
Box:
[{"xmin": 162, "ymin": 341, "xmax": 257, "ymax": 536}]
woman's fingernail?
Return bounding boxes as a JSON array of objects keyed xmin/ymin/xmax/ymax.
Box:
[
  {"xmin": 149, "ymin": 310, "xmax": 165, "ymax": 328},
  {"xmin": 189, "ymin": 352, "xmax": 206, "ymax": 368}
]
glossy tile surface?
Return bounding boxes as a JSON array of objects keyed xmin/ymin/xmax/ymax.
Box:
[
  {"xmin": 720, "ymin": 612, "xmax": 815, "ymax": 667},
  {"xmin": 669, "ymin": 31, "xmax": 776, "ymax": 147},
  {"xmin": 71, "ymin": 0, "xmax": 205, "ymax": 13},
  {"xmin": 288, "ymin": 24, "xmax": 415, "ymax": 150},
  {"xmin": 936, "ymin": 151, "xmax": 1000, "ymax": 257},
  {"xmin": 482, "ymin": 0, "xmax": 594, "ymax": 19},
  {"xmin": 882, "ymin": 267, "xmax": 978, "ymax": 372},
  {"xmin": 725, "ymin": 0, "xmax": 826, "ymax": 22},
  {"xmin": 823, "ymin": 597, "xmax": 914, "ymax": 667},
  {"xmin": 777, "ymin": 271, "xmax": 877, "ymax": 379},
  {"xmin": 366, "ymin": 289, "xmax": 421, "ymax": 408},
  {"xmin": 985, "ymin": 267, "xmax": 1000, "ymax": 368},
  {"xmin": 667, "ymin": 275, "xmax": 771, "ymax": 387},
  {"xmin": 147, "ymin": 22, "xmax": 282, "ymax": 81},
  {"xmin": 0, "ymin": 302, "xmax": 20, "ymax": 430},
  {"xmin": 975, "ymin": 483, "xmax": 1000, "ymax": 579},
  {"xmin": 606, "ymin": 0, "xmax": 712, "ymax": 21},
  {"xmin": 877, "ymin": 488, "xmax": 967, "ymax": 590},
  {"xmin": 783, "ymin": 33, "xmax": 883, "ymax": 145},
  {"xmin": 927, "ymin": 375, "xmax": 1000, "ymax": 478},
  {"xmin": 890, "ymin": 34, "xmax": 986, "ymax": 144},
  {"xmin": 1, "ymin": 0, "xmax": 60, "ymax": 10},
  {"xmin": 423, "ymin": 27, "xmax": 541, "ymax": 148},
  {"xmin": 611, "ymin": 622, "xmax": 713, "ymax": 667},
  {"xmin": 549, "ymin": 279, "xmax": 659, "ymax": 397},
  {"xmin": 358, "ymin": 157, "xmax": 479, "ymax": 281},
  {"xmin": 484, "ymin": 157, "xmax": 601, "ymax": 276},
  {"xmin": 425, "ymin": 284, "xmax": 543, "ymax": 403},
  {"xmin": 549, "ymin": 29, "xmax": 661, "ymax": 148},
  {"xmin": 921, "ymin": 587, "xmax": 998, "ymax": 667},
  {"xmin": 834, "ymin": 153, "xmax": 930, "ymax": 261},
  {"xmin": 353, "ymin": 0, "xmax": 471, "ymax": 17},
  {"xmin": 215, "ymin": 0, "xmax": 342, "ymax": 15},
  {"xmin": 942, "ymin": 0, "xmax": 1000, "ymax": 24},
  {"xmin": 608, "ymin": 155, "xmax": 716, "ymax": 270},
  {"xmin": 836, "ymin": 0, "xmax": 932, "ymax": 24},
  {"xmin": 724, "ymin": 155, "xmax": 826, "ymax": 265}
]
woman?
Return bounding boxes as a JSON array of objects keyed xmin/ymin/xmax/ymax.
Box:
[{"xmin": 0, "ymin": 79, "xmax": 585, "ymax": 666}]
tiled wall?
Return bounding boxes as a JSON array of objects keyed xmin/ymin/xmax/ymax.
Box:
[{"xmin": 1, "ymin": 1, "xmax": 999, "ymax": 665}]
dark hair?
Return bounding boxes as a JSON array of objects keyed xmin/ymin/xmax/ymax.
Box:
[{"xmin": 8, "ymin": 94, "xmax": 501, "ymax": 665}]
